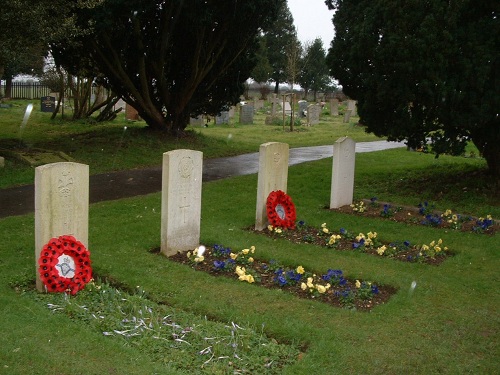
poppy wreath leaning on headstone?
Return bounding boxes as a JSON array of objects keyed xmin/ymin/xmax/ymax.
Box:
[
  {"xmin": 266, "ymin": 190, "xmax": 297, "ymax": 229},
  {"xmin": 38, "ymin": 235, "xmax": 92, "ymax": 295}
]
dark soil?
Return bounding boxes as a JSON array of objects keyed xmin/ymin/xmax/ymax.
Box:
[{"xmin": 165, "ymin": 248, "xmax": 396, "ymax": 312}]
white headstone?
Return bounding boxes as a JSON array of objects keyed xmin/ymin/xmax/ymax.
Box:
[
  {"xmin": 35, "ymin": 162, "xmax": 89, "ymax": 291},
  {"xmin": 330, "ymin": 137, "xmax": 356, "ymax": 209},
  {"xmin": 307, "ymin": 104, "xmax": 321, "ymax": 125},
  {"xmin": 255, "ymin": 142, "xmax": 289, "ymax": 230},
  {"xmin": 161, "ymin": 149, "xmax": 203, "ymax": 257},
  {"xmin": 330, "ymin": 99, "xmax": 339, "ymax": 116}
]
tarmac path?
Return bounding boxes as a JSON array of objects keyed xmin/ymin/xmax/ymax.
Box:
[{"xmin": 0, "ymin": 140, "xmax": 405, "ymax": 218}]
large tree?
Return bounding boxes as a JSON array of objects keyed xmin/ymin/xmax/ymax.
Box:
[
  {"xmin": 326, "ymin": 0, "xmax": 500, "ymax": 179},
  {"xmin": 298, "ymin": 38, "xmax": 330, "ymax": 101},
  {"xmin": 264, "ymin": 1, "xmax": 299, "ymax": 94},
  {"xmin": 0, "ymin": 0, "xmax": 54, "ymax": 97},
  {"xmin": 51, "ymin": 0, "xmax": 283, "ymax": 134}
]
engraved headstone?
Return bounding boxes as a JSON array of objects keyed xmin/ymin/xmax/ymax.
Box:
[
  {"xmin": 330, "ymin": 137, "xmax": 356, "ymax": 209},
  {"xmin": 255, "ymin": 142, "xmax": 289, "ymax": 230},
  {"xmin": 40, "ymin": 96, "xmax": 56, "ymax": 113},
  {"xmin": 161, "ymin": 149, "xmax": 203, "ymax": 257},
  {"xmin": 307, "ymin": 104, "xmax": 321, "ymax": 125},
  {"xmin": 330, "ymin": 99, "xmax": 339, "ymax": 116},
  {"xmin": 239, "ymin": 104, "xmax": 254, "ymax": 124},
  {"xmin": 35, "ymin": 162, "xmax": 89, "ymax": 291}
]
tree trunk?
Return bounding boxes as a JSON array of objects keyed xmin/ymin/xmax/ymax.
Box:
[
  {"xmin": 481, "ymin": 141, "xmax": 500, "ymax": 183},
  {"xmin": 4, "ymin": 76, "xmax": 13, "ymax": 99}
]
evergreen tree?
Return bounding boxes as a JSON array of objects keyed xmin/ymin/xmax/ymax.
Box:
[{"xmin": 326, "ymin": 0, "xmax": 500, "ymax": 179}]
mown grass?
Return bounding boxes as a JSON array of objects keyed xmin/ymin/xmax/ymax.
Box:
[
  {"xmin": 0, "ymin": 99, "xmax": 377, "ymax": 188},
  {"xmin": 1, "ymin": 140, "xmax": 498, "ymax": 373}
]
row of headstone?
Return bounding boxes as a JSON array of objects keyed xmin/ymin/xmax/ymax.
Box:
[{"xmin": 34, "ymin": 137, "xmax": 356, "ymax": 291}]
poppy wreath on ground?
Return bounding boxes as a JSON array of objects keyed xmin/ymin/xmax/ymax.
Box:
[
  {"xmin": 38, "ymin": 235, "xmax": 92, "ymax": 295},
  {"xmin": 266, "ymin": 190, "xmax": 297, "ymax": 229}
]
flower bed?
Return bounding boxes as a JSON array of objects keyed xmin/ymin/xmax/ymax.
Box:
[
  {"xmin": 167, "ymin": 245, "xmax": 396, "ymax": 312},
  {"xmin": 334, "ymin": 198, "xmax": 498, "ymax": 235},
  {"xmin": 252, "ymin": 222, "xmax": 452, "ymax": 265}
]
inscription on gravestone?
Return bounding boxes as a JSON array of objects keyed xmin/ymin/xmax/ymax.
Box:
[
  {"xmin": 40, "ymin": 96, "xmax": 56, "ymax": 113},
  {"xmin": 161, "ymin": 149, "xmax": 203, "ymax": 257}
]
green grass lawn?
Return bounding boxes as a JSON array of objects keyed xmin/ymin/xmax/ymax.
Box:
[
  {"xmin": 1, "ymin": 150, "xmax": 499, "ymax": 373},
  {"xmin": 1, "ymin": 100, "xmax": 498, "ymax": 373}
]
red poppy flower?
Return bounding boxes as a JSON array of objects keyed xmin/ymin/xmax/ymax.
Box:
[
  {"xmin": 38, "ymin": 235, "xmax": 92, "ymax": 295},
  {"xmin": 266, "ymin": 190, "xmax": 297, "ymax": 229}
]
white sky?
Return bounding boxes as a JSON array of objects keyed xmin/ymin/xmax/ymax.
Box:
[{"xmin": 288, "ymin": 0, "xmax": 335, "ymax": 50}]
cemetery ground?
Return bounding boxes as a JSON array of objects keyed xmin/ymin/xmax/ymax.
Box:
[{"xmin": 1, "ymin": 100, "xmax": 499, "ymax": 373}]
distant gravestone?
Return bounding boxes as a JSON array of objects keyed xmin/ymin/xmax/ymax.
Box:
[
  {"xmin": 161, "ymin": 149, "xmax": 203, "ymax": 257},
  {"xmin": 347, "ymin": 100, "xmax": 357, "ymax": 117},
  {"xmin": 229, "ymin": 106, "xmax": 236, "ymax": 119},
  {"xmin": 343, "ymin": 110, "xmax": 352, "ymax": 123},
  {"xmin": 0, "ymin": 156, "xmax": 4, "ymax": 168},
  {"xmin": 35, "ymin": 162, "xmax": 89, "ymax": 291},
  {"xmin": 330, "ymin": 99, "xmax": 339, "ymax": 116},
  {"xmin": 239, "ymin": 104, "xmax": 254, "ymax": 124},
  {"xmin": 254, "ymin": 99, "xmax": 264, "ymax": 110},
  {"xmin": 255, "ymin": 142, "xmax": 289, "ymax": 230},
  {"xmin": 307, "ymin": 104, "xmax": 321, "ymax": 125},
  {"xmin": 271, "ymin": 94, "xmax": 278, "ymax": 117},
  {"xmin": 215, "ymin": 111, "xmax": 230, "ymax": 125},
  {"xmin": 190, "ymin": 115, "xmax": 204, "ymax": 126},
  {"xmin": 40, "ymin": 96, "xmax": 56, "ymax": 113},
  {"xmin": 125, "ymin": 104, "xmax": 140, "ymax": 121},
  {"xmin": 330, "ymin": 137, "xmax": 355, "ymax": 209},
  {"xmin": 283, "ymin": 101, "xmax": 292, "ymax": 116},
  {"xmin": 298, "ymin": 100, "xmax": 308, "ymax": 117}
]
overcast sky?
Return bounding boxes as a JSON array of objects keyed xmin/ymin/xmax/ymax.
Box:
[{"xmin": 288, "ymin": 0, "xmax": 335, "ymax": 50}]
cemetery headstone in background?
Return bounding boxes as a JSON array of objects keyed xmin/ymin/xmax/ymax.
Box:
[
  {"xmin": 307, "ymin": 104, "xmax": 321, "ymax": 125},
  {"xmin": 125, "ymin": 104, "xmax": 140, "ymax": 121},
  {"xmin": 161, "ymin": 149, "xmax": 203, "ymax": 257},
  {"xmin": 330, "ymin": 137, "xmax": 356, "ymax": 209},
  {"xmin": 347, "ymin": 99, "xmax": 357, "ymax": 117},
  {"xmin": 298, "ymin": 100, "xmax": 308, "ymax": 117},
  {"xmin": 35, "ymin": 162, "xmax": 89, "ymax": 291},
  {"xmin": 255, "ymin": 142, "xmax": 289, "ymax": 230},
  {"xmin": 343, "ymin": 110, "xmax": 352, "ymax": 123},
  {"xmin": 190, "ymin": 115, "xmax": 204, "ymax": 126},
  {"xmin": 40, "ymin": 96, "xmax": 56, "ymax": 113},
  {"xmin": 239, "ymin": 104, "xmax": 254, "ymax": 124},
  {"xmin": 215, "ymin": 111, "xmax": 230, "ymax": 125},
  {"xmin": 330, "ymin": 99, "xmax": 339, "ymax": 116}
]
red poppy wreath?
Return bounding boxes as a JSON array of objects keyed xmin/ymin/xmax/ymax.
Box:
[
  {"xmin": 266, "ymin": 190, "xmax": 296, "ymax": 229},
  {"xmin": 38, "ymin": 235, "xmax": 92, "ymax": 295}
]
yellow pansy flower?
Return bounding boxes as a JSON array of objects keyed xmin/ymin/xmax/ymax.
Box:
[
  {"xmin": 242, "ymin": 249, "xmax": 250, "ymax": 255},
  {"xmin": 355, "ymin": 280, "xmax": 361, "ymax": 288},
  {"xmin": 296, "ymin": 266, "xmax": 305, "ymax": 274},
  {"xmin": 316, "ymin": 285, "xmax": 327, "ymax": 294}
]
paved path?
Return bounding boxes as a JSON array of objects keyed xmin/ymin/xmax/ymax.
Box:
[{"xmin": 0, "ymin": 140, "xmax": 405, "ymax": 218}]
